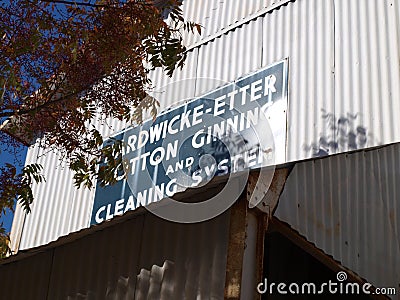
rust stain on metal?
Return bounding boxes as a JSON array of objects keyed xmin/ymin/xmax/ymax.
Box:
[
  {"xmin": 255, "ymin": 213, "xmax": 268, "ymax": 300},
  {"xmin": 247, "ymin": 168, "xmax": 289, "ymax": 215},
  {"xmin": 224, "ymin": 195, "xmax": 247, "ymax": 299}
]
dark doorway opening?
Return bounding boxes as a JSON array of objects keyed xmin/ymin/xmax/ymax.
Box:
[{"xmin": 262, "ymin": 226, "xmax": 373, "ymax": 299}]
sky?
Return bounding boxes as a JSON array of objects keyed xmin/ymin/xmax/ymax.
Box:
[
  {"xmin": 0, "ymin": 145, "xmax": 28, "ymax": 234},
  {"xmin": 1, "ymin": 0, "xmax": 27, "ymax": 234},
  {"xmin": 0, "ymin": 0, "xmax": 87, "ymax": 235}
]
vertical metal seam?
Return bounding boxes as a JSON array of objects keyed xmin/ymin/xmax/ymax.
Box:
[
  {"xmin": 396, "ymin": 0, "xmax": 400, "ymax": 68},
  {"xmin": 260, "ymin": 15, "xmax": 264, "ymax": 67},
  {"xmin": 85, "ymin": 184, "xmax": 97, "ymax": 229},
  {"xmin": 192, "ymin": 48, "xmax": 200, "ymax": 98},
  {"xmin": 133, "ymin": 214, "xmax": 146, "ymax": 300},
  {"xmin": 14, "ymin": 210, "xmax": 26, "ymax": 254},
  {"xmin": 44, "ymin": 248, "xmax": 55, "ymax": 300},
  {"xmin": 332, "ymin": 0, "xmax": 336, "ymax": 152},
  {"xmin": 284, "ymin": 58, "xmax": 290, "ymax": 163}
]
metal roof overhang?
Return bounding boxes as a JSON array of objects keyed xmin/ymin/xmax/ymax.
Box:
[{"xmin": 2, "ymin": 141, "xmax": 400, "ymax": 266}]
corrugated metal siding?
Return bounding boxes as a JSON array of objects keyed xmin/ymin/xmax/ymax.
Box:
[
  {"xmin": 333, "ymin": 0, "xmax": 400, "ymax": 153},
  {"xmin": 181, "ymin": 0, "xmax": 287, "ymax": 47},
  {"xmin": 11, "ymin": 123, "xmax": 129, "ymax": 251},
  {"xmin": 9, "ymin": 144, "xmax": 41, "ymax": 253},
  {"xmin": 148, "ymin": 48, "xmax": 199, "ymax": 112},
  {"xmin": 195, "ymin": 19, "xmax": 263, "ymax": 96},
  {"xmin": 0, "ymin": 250, "xmax": 53, "ymax": 300},
  {"xmin": 262, "ymin": 0, "xmax": 335, "ymax": 162},
  {"xmin": 163, "ymin": 0, "xmax": 400, "ymax": 162},
  {"xmin": 194, "ymin": 0, "xmax": 336, "ymax": 163},
  {"xmin": 2, "ymin": 208, "xmax": 230, "ymax": 300},
  {"xmin": 16, "ymin": 146, "xmax": 94, "ymax": 250},
  {"xmin": 275, "ymin": 143, "xmax": 400, "ymax": 293}
]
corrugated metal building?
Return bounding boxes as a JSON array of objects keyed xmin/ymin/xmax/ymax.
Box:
[{"xmin": 3, "ymin": 0, "xmax": 400, "ymax": 299}]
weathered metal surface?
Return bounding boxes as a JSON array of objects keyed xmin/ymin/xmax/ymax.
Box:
[
  {"xmin": 0, "ymin": 250, "xmax": 53, "ymax": 300},
  {"xmin": 247, "ymin": 168, "xmax": 289, "ymax": 214},
  {"xmin": 239, "ymin": 211, "xmax": 260, "ymax": 300},
  {"xmin": 2, "ymin": 206, "xmax": 231, "ymax": 300},
  {"xmin": 254, "ymin": 213, "xmax": 269, "ymax": 300},
  {"xmin": 224, "ymin": 197, "xmax": 247, "ymax": 299},
  {"xmin": 261, "ymin": 0, "xmax": 336, "ymax": 162},
  {"xmin": 275, "ymin": 143, "xmax": 400, "ymax": 297}
]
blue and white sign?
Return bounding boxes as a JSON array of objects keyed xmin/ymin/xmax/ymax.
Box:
[{"xmin": 91, "ymin": 59, "xmax": 288, "ymax": 224}]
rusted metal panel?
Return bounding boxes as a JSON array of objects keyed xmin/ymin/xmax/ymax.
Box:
[
  {"xmin": 247, "ymin": 168, "xmax": 289, "ymax": 214},
  {"xmin": 275, "ymin": 143, "xmax": 400, "ymax": 297}
]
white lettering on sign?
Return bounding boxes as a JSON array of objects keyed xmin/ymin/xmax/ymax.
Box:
[
  {"xmin": 95, "ymin": 179, "xmax": 178, "ymax": 223},
  {"xmin": 121, "ymin": 74, "xmax": 277, "ymax": 156},
  {"xmin": 92, "ymin": 60, "xmax": 287, "ymax": 225}
]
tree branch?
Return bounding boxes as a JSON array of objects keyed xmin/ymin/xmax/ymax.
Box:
[
  {"xmin": 0, "ymin": 90, "xmax": 81, "ymax": 119},
  {"xmin": 40, "ymin": 0, "xmax": 108, "ymax": 8}
]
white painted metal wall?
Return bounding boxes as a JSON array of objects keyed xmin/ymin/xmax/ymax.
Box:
[
  {"xmin": 11, "ymin": 0, "xmax": 400, "ymax": 253},
  {"xmin": 181, "ymin": 0, "xmax": 287, "ymax": 47},
  {"xmin": 262, "ymin": 0, "xmax": 335, "ymax": 162},
  {"xmin": 334, "ymin": 0, "xmax": 400, "ymax": 153}
]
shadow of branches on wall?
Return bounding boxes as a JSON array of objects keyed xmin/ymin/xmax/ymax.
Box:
[{"xmin": 304, "ymin": 109, "xmax": 379, "ymax": 158}]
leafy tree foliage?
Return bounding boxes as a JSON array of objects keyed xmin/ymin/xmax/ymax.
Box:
[{"xmin": 0, "ymin": 0, "xmax": 200, "ymax": 257}]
